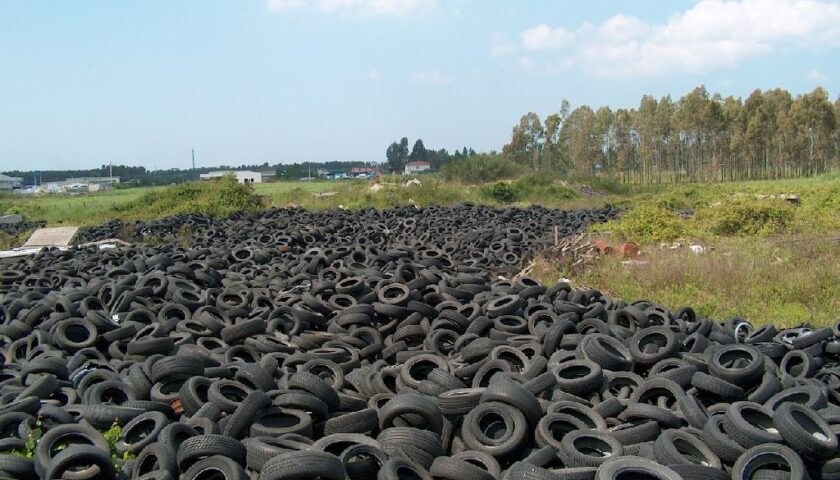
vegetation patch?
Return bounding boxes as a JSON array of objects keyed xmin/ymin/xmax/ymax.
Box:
[
  {"xmin": 110, "ymin": 175, "xmax": 264, "ymax": 220},
  {"xmin": 592, "ymin": 205, "xmax": 685, "ymax": 243},
  {"xmin": 699, "ymin": 198, "xmax": 794, "ymax": 237},
  {"xmin": 440, "ymin": 154, "xmax": 526, "ymax": 183},
  {"xmin": 532, "ymin": 235, "xmax": 840, "ymax": 328}
]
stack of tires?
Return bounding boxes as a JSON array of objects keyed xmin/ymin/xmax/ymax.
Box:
[{"xmin": 0, "ymin": 204, "xmax": 836, "ymax": 479}]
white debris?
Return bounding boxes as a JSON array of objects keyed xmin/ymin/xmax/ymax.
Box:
[{"xmin": 689, "ymin": 244, "xmax": 707, "ymax": 254}]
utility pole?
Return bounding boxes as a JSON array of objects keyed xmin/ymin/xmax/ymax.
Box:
[
  {"xmin": 192, "ymin": 149, "xmax": 196, "ymax": 170},
  {"xmin": 109, "ymin": 162, "xmax": 113, "ymax": 182}
]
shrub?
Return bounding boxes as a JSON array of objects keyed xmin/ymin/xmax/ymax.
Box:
[
  {"xmin": 440, "ymin": 154, "xmax": 526, "ymax": 183},
  {"xmin": 698, "ymin": 198, "xmax": 793, "ymax": 236},
  {"xmin": 485, "ymin": 181, "xmax": 519, "ymax": 203},
  {"xmin": 111, "ymin": 175, "xmax": 264, "ymax": 219},
  {"xmin": 593, "ymin": 205, "xmax": 685, "ymax": 243}
]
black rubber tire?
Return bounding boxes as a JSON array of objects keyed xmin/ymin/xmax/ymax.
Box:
[
  {"xmin": 557, "ymin": 430, "xmax": 623, "ymax": 468},
  {"xmin": 721, "ymin": 401, "xmax": 783, "ymax": 449},
  {"xmin": 182, "ymin": 455, "xmax": 248, "ymax": 480},
  {"xmin": 34, "ymin": 423, "xmax": 110, "ymax": 478},
  {"xmin": 594, "ymin": 456, "xmax": 682, "ymax": 480},
  {"xmin": 116, "ymin": 411, "xmax": 170, "ymax": 455},
  {"xmin": 461, "ymin": 401, "xmax": 528, "ymax": 459},
  {"xmin": 773, "ymin": 402, "xmax": 838, "ymax": 459},
  {"xmin": 222, "ymin": 390, "xmax": 271, "ymax": 440},
  {"xmin": 430, "ymin": 456, "xmax": 495, "ymax": 480},
  {"xmin": 707, "ymin": 344, "xmax": 765, "ymax": 386},
  {"xmin": 250, "ymin": 407, "xmax": 313, "ymax": 438},
  {"xmin": 44, "ymin": 444, "xmax": 115, "ymax": 480},
  {"xmin": 261, "ymin": 449, "xmax": 346, "ymax": 480},
  {"xmin": 653, "ymin": 429, "xmax": 721, "ymax": 469},
  {"xmin": 731, "ymin": 444, "xmax": 808, "ymax": 480},
  {"xmin": 378, "ymin": 392, "xmax": 443, "ymax": 434},
  {"xmin": 133, "ymin": 442, "xmax": 179, "ymax": 478},
  {"xmin": 480, "ymin": 376, "xmax": 542, "ymax": 427},
  {"xmin": 176, "ymin": 434, "xmax": 247, "ymax": 471}
]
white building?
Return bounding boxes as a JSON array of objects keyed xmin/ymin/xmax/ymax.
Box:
[
  {"xmin": 404, "ymin": 161, "xmax": 431, "ymax": 175},
  {"xmin": 0, "ymin": 174, "xmax": 23, "ymax": 191},
  {"xmin": 199, "ymin": 171, "xmax": 262, "ymax": 185}
]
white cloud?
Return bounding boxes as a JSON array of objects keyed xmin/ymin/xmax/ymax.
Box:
[
  {"xmin": 267, "ymin": 0, "xmax": 436, "ymax": 17},
  {"xmin": 806, "ymin": 69, "xmax": 828, "ymax": 83},
  {"xmin": 521, "ymin": 23, "xmax": 574, "ymax": 50},
  {"xmin": 367, "ymin": 68, "xmax": 381, "ymax": 80},
  {"xmin": 409, "ymin": 70, "xmax": 451, "ymax": 84},
  {"xmin": 506, "ymin": 0, "xmax": 840, "ymax": 78}
]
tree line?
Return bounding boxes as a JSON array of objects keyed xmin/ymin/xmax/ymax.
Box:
[
  {"xmin": 502, "ymin": 86, "xmax": 840, "ymax": 183},
  {"xmin": 385, "ymin": 137, "xmax": 477, "ymax": 172}
]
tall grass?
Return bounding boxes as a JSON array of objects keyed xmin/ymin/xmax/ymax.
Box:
[{"xmin": 532, "ymin": 236, "xmax": 840, "ymax": 327}]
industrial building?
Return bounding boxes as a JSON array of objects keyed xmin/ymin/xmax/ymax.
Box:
[
  {"xmin": 404, "ymin": 161, "xmax": 431, "ymax": 175},
  {"xmin": 0, "ymin": 174, "xmax": 23, "ymax": 191},
  {"xmin": 199, "ymin": 171, "xmax": 262, "ymax": 184}
]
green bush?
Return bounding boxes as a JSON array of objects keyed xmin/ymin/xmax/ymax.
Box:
[
  {"xmin": 440, "ymin": 154, "xmax": 526, "ymax": 183},
  {"xmin": 593, "ymin": 205, "xmax": 685, "ymax": 243},
  {"xmin": 485, "ymin": 181, "xmax": 519, "ymax": 203},
  {"xmin": 698, "ymin": 198, "xmax": 793, "ymax": 236},
  {"xmin": 111, "ymin": 175, "xmax": 264, "ymax": 220}
]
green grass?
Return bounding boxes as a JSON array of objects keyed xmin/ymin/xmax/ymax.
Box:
[
  {"xmin": 1, "ymin": 187, "xmax": 161, "ymax": 226},
  {"xmin": 532, "ymin": 235, "xmax": 840, "ymax": 328}
]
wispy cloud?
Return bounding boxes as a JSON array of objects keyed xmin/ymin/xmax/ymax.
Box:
[
  {"xmin": 499, "ymin": 0, "xmax": 840, "ymax": 78},
  {"xmin": 521, "ymin": 24, "xmax": 574, "ymax": 50},
  {"xmin": 409, "ymin": 70, "xmax": 451, "ymax": 84},
  {"xmin": 267, "ymin": 0, "xmax": 436, "ymax": 17}
]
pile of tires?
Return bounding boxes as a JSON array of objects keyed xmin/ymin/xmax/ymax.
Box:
[
  {"xmin": 0, "ymin": 204, "xmax": 837, "ymax": 480},
  {"xmin": 0, "ymin": 221, "xmax": 46, "ymax": 237}
]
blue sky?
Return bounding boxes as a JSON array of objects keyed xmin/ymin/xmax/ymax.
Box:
[{"xmin": 1, "ymin": 0, "xmax": 839, "ymax": 171}]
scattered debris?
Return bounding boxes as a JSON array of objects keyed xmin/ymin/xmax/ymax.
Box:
[
  {"xmin": 689, "ymin": 244, "xmax": 707, "ymax": 254},
  {"xmin": 676, "ymin": 208, "xmax": 694, "ymax": 218},
  {"xmin": 312, "ymin": 191, "xmax": 338, "ymax": 197},
  {"xmin": 551, "ymin": 233, "xmax": 601, "ymax": 271},
  {"xmin": 369, "ymin": 183, "xmax": 383, "ymax": 192},
  {"xmin": 577, "ymin": 184, "xmax": 606, "ymax": 196},
  {"xmin": 622, "ymin": 259, "xmax": 649, "ymax": 267},
  {"xmin": 404, "ymin": 179, "xmax": 422, "ymax": 187},
  {"xmin": 754, "ymin": 193, "xmax": 800, "ymax": 204},
  {"xmin": 22, "ymin": 226, "xmax": 79, "ymax": 248},
  {"xmin": 593, "ymin": 239, "xmax": 613, "ymax": 254},
  {"xmin": 618, "ymin": 241, "xmax": 640, "ymax": 257}
]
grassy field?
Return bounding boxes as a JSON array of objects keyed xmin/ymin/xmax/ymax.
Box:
[{"xmin": 2, "ymin": 173, "xmax": 839, "ymax": 327}]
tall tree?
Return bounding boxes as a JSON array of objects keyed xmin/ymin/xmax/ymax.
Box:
[
  {"xmin": 410, "ymin": 139, "xmax": 427, "ymax": 163},
  {"xmin": 386, "ymin": 142, "xmax": 403, "ymax": 172}
]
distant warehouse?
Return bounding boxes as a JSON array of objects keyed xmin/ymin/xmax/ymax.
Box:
[
  {"xmin": 199, "ymin": 171, "xmax": 262, "ymax": 185},
  {"xmin": 404, "ymin": 161, "xmax": 431, "ymax": 175},
  {"xmin": 0, "ymin": 174, "xmax": 23, "ymax": 191}
]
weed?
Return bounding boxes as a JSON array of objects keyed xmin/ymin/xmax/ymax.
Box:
[
  {"xmin": 484, "ymin": 181, "xmax": 519, "ymax": 203},
  {"xmin": 440, "ymin": 154, "xmax": 526, "ymax": 183},
  {"xmin": 593, "ymin": 205, "xmax": 685, "ymax": 243},
  {"xmin": 699, "ymin": 198, "xmax": 793, "ymax": 236}
]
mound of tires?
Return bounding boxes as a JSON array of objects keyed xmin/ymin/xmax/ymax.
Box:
[
  {"xmin": 0, "ymin": 221, "xmax": 46, "ymax": 237},
  {"xmin": 0, "ymin": 203, "xmax": 838, "ymax": 480}
]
